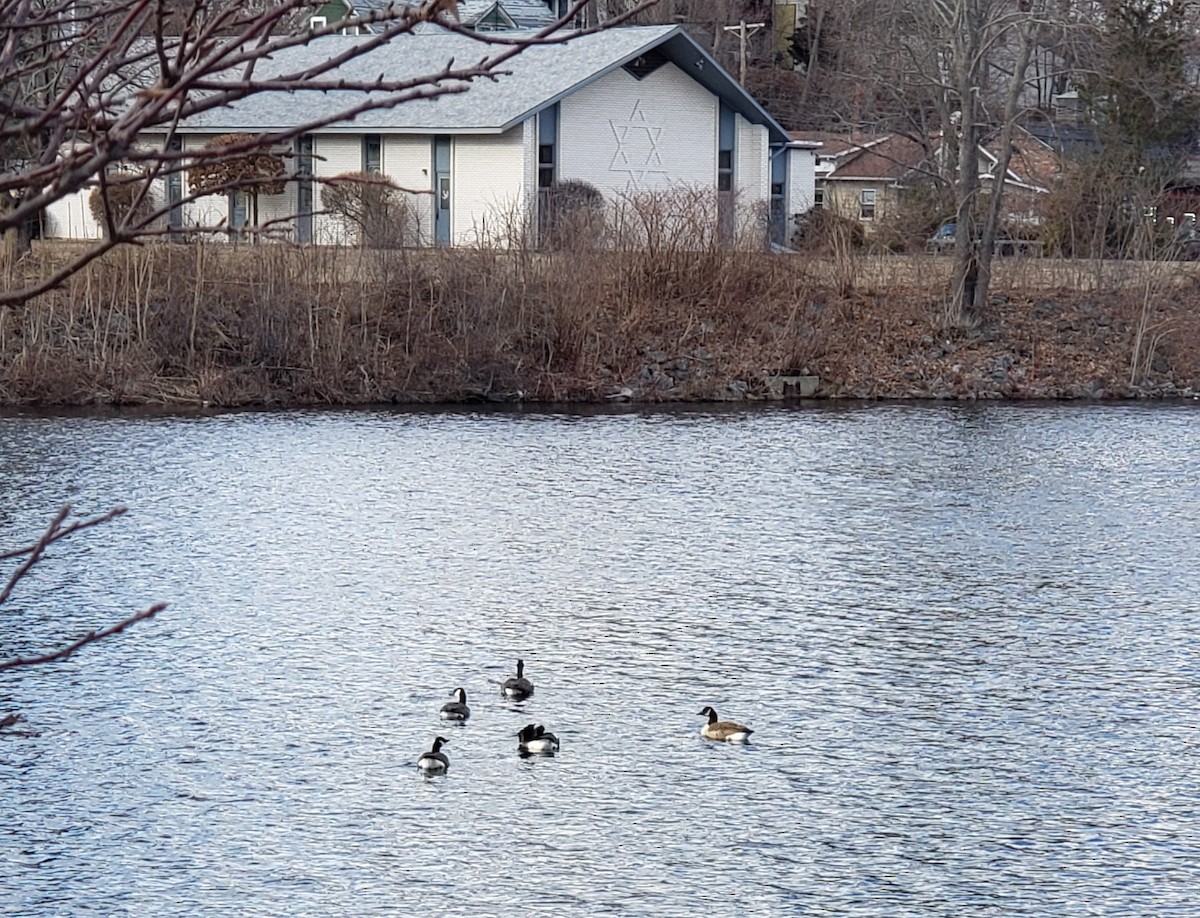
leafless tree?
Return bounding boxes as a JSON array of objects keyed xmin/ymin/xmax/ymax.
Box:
[{"xmin": 0, "ymin": 0, "xmax": 659, "ymax": 305}]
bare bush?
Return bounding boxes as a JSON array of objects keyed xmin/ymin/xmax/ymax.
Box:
[
  {"xmin": 541, "ymin": 179, "xmax": 606, "ymax": 252},
  {"xmin": 321, "ymin": 172, "xmax": 420, "ymax": 248},
  {"xmin": 87, "ymin": 171, "xmax": 154, "ymax": 239}
]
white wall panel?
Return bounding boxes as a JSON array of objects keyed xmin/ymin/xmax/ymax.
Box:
[
  {"xmin": 385, "ymin": 134, "xmax": 435, "ymax": 246},
  {"xmin": 735, "ymin": 116, "xmax": 769, "ymax": 211},
  {"xmin": 558, "ymin": 62, "xmax": 718, "ymax": 202},
  {"xmin": 787, "ymin": 147, "xmax": 817, "ymax": 216},
  {"xmin": 310, "ymin": 134, "xmax": 360, "ymax": 244},
  {"xmin": 451, "ymin": 127, "xmax": 528, "ymax": 246},
  {"xmin": 180, "ymin": 134, "xmax": 230, "ymax": 237},
  {"xmin": 44, "ymin": 190, "xmax": 100, "ymax": 240}
]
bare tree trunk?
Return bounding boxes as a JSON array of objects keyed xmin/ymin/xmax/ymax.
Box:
[
  {"xmin": 948, "ymin": 0, "xmax": 982, "ymax": 321},
  {"xmin": 975, "ymin": 17, "xmax": 1034, "ymax": 314}
]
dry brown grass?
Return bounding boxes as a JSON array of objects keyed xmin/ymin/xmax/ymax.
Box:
[{"xmin": 4, "ymin": 204, "xmax": 1200, "ymax": 406}]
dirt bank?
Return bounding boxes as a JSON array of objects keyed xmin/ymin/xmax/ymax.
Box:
[{"xmin": 2, "ymin": 243, "xmax": 1198, "ymax": 407}]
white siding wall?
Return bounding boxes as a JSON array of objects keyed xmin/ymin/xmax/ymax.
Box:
[
  {"xmin": 787, "ymin": 147, "xmax": 817, "ymax": 217},
  {"xmin": 180, "ymin": 134, "xmax": 229, "ymax": 233},
  {"xmin": 44, "ymin": 188, "xmax": 101, "ymax": 240},
  {"xmin": 735, "ymin": 115, "xmax": 769, "ymax": 215},
  {"xmin": 385, "ymin": 135, "xmax": 435, "ymax": 245},
  {"xmin": 558, "ymin": 62, "xmax": 718, "ymax": 200},
  {"xmin": 44, "ymin": 135, "xmax": 170, "ymax": 240},
  {"xmin": 451, "ymin": 127, "xmax": 528, "ymax": 246},
  {"xmin": 522, "ymin": 117, "xmax": 538, "ymax": 206},
  {"xmin": 310, "ymin": 134, "xmax": 360, "ymax": 244}
]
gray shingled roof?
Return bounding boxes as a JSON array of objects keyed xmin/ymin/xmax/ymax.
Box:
[
  {"xmin": 471, "ymin": 0, "xmax": 557, "ymax": 28},
  {"xmin": 353, "ymin": 0, "xmax": 557, "ymax": 28},
  {"xmin": 179, "ymin": 25, "xmax": 788, "ymax": 143}
]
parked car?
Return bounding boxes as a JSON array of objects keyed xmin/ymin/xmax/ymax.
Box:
[
  {"xmin": 926, "ymin": 222, "xmax": 957, "ymax": 254},
  {"xmin": 925, "ymin": 221, "xmax": 1044, "ymax": 257},
  {"xmin": 1172, "ymin": 217, "xmax": 1200, "ymax": 260}
]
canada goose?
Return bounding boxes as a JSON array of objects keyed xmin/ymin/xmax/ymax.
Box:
[
  {"xmin": 502, "ymin": 659, "xmax": 534, "ymax": 700},
  {"xmin": 517, "ymin": 723, "xmax": 559, "ymax": 755},
  {"xmin": 698, "ymin": 706, "xmax": 753, "ymax": 744},
  {"xmin": 417, "ymin": 736, "xmax": 450, "ymax": 774},
  {"xmin": 440, "ymin": 687, "xmax": 470, "ymax": 722}
]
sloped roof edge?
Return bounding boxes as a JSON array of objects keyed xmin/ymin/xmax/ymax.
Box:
[{"xmin": 493, "ymin": 26, "xmax": 789, "ymax": 144}]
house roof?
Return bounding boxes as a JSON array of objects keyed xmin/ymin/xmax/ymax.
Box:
[
  {"xmin": 788, "ymin": 131, "xmax": 884, "ymax": 159},
  {"xmin": 788, "ymin": 132, "xmax": 930, "ymax": 182},
  {"xmin": 473, "ymin": 0, "xmax": 558, "ymax": 28},
  {"xmin": 179, "ymin": 25, "xmax": 789, "ymax": 142},
  {"xmin": 347, "ymin": 0, "xmax": 557, "ymax": 29}
]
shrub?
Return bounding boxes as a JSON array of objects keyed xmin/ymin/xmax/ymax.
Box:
[
  {"xmin": 187, "ymin": 133, "xmax": 286, "ymax": 198},
  {"xmin": 320, "ymin": 172, "xmax": 415, "ymax": 248},
  {"xmin": 540, "ymin": 179, "xmax": 605, "ymax": 251},
  {"xmin": 87, "ymin": 172, "xmax": 153, "ymax": 236}
]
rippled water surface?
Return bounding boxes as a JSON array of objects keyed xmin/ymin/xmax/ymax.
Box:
[{"xmin": 1, "ymin": 403, "xmax": 1199, "ymax": 916}]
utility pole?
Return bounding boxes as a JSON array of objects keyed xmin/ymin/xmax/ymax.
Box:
[{"xmin": 721, "ymin": 19, "xmax": 765, "ymax": 86}]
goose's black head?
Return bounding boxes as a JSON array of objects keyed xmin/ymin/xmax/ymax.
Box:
[
  {"xmin": 515, "ymin": 659, "xmax": 525, "ymax": 678},
  {"xmin": 451, "ymin": 688, "xmax": 467, "ymax": 703},
  {"xmin": 431, "ymin": 736, "xmax": 450, "ymax": 752},
  {"xmin": 517, "ymin": 723, "xmax": 538, "ymax": 743},
  {"xmin": 698, "ymin": 706, "xmax": 718, "ymax": 723}
]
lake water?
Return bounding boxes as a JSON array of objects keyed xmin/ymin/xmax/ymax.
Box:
[{"xmin": 1, "ymin": 403, "xmax": 1198, "ymax": 916}]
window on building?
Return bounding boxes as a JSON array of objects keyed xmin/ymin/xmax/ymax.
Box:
[
  {"xmin": 860, "ymin": 188, "xmax": 876, "ymax": 220},
  {"xmin": 363, "ymin": 134, "xmax": 382, "ymax": 174},
  {"xmin": 813, "ymin": 188, "xmax": 825, "ymax": 209},
  {"xmin": 167, "ymin": 135, "xmax": 183, "ymax": 232},
  {"xmin": 717, "ymin": 150, "xmax": 733, "ymax": 192},
  {"xmin": 309, "ymin": 15, "xmax": 327, "ymax": 28},
  {"xmin": 296, "ymin": 134, "xmax": 314, "ymax": 244}
]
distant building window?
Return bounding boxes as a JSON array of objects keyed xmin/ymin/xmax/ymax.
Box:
[
  {"xmin": 813, "ymin": 188, "xmax": 824, "ymax": 209},
  {"xmin": 860, "ymin": 188, "xmax": 876, "ymax": 220},
  {"xmin": 363, "ymin": 134, "xmax": 382, "ymax": 174},
  {"xmin": 310, "ymin": 15, "xmax": 327, "ymax": 28}
]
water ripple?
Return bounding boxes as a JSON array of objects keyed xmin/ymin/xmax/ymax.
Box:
[{"xmin": 1, "ymin": 403, "xmax": 1199, "ymax": 916}]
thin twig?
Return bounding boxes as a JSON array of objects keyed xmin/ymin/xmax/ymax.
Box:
[
  {"xmin": 0, "ymin": 602, "xmax": 167, "ymax": 672},
  {"xmin": 0, "ymin": 504, "xmax": 128, "ymax": 564}
]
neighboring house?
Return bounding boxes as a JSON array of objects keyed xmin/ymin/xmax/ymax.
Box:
[
  {"xmin": 44, "ymin": 25, "xmax": 793, "ymax": 247},
  {"xmin": 310, "ymin": 0, "xmax": 567, "ymax": 33},
  {"xmin": 790, "ymin": 131, "xmax": 930, "ymax": 231},
  {"xmin": 791, "ymin": 126, "xmax": 1060, "ymax": 233},
  {"xmin": 971, "ymin": 125, "xmax": 1061, "ymax": 226}
]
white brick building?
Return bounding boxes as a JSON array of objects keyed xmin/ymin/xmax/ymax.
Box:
[{"xmin": 45, "ymin": 25, "xmax": 807, "ymax": 247}]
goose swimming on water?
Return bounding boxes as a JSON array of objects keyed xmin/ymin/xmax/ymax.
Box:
[
  {"xmin": 440, "ymin": 687, "xmax": 470, "ymax": 722},
  {"xmin": 502, "ymin": 659, "xmax": 534, "ymax": 700},
  {"xmin": 697, "ymin": 706, "xmax": 753, "ymax": 744},
  {"xmin": 517, "ymin": 723, "xmax": 559, "ymax": 755},
  {"xmin": 417, "ymin": 736, "xmax": 450, "ymax": 774}
]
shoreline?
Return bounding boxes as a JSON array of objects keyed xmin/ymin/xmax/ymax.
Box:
[{"xmin": 4, "ymin": 243, "xmax": 1199, "ymax": 409}]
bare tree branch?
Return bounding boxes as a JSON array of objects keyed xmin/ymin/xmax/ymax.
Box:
[
  {"xmin": 0, "ymin": 504, "xmax": 127, "ymax": 565},
  {"xmin": 0, "ymin": 601, "xmax": 167, "ymax": 671}
]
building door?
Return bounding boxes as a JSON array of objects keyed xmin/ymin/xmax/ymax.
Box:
[
  {"xmin": 228, "ymin": 191, "xmax": 248, "ymax": 242},
  {"xmin": 434, "ymin": 136, "xmax": 451, "ymax": 246}
]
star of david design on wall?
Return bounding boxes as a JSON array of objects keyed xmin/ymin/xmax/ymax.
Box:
[{"xmin": 608, "ymin": 100, "xmax": 669, "ymax": 186}]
